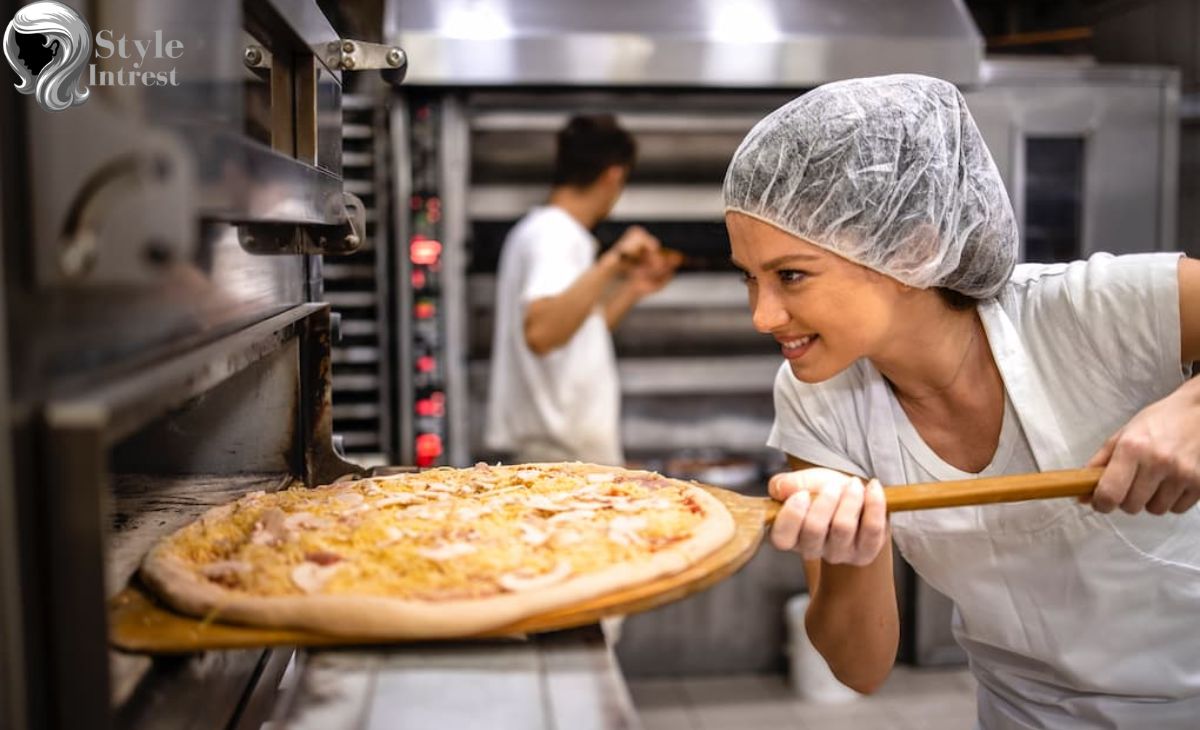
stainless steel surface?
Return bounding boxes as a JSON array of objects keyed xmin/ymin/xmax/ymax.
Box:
[
  {"xmin": 280, "ymin": 626, "xmax": 638, "ymax": 730},
  {"xmin": 0, "ymin": 144, "xmax": 27, "ymax": 730},
  {"xmin": 965, "ymin": 58, "xmax": 1181, "ymax": 258},
  {"xmin": 439, "ymin": 96, "xmax": 472, "ymax": 467},
  {"xmin": 617, "ymin": 356, "xmax": 781, "ymax": 395},
  {"xmin": 3, "ymin": 1, "xmax": 388, "ymax": 724},
  {"xmin": 39, "ymin": 305, "xmax": 360, "ymax": 729},
  {"xmin": 471, "ymin": 184, "xmax": 728, "ymax": 222},
  {"xmin": 391, "ymin": 97, "xmax": 416, "ymax": 465},
  {"xmin": 324, "ymin": 91, "xmax": 395, "ymax": 465},
  {"xmin": 384, "ymin": 0, "xmax": 982, "ymax": 87}
]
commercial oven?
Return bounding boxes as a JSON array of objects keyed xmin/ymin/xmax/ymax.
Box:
[{"xmin": 0, "ymin": 0, "xmax": 409, "ymax": 726}]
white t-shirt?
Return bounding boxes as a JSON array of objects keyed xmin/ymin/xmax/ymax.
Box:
[
  {"xmin": 768, "ymin": 253, "xmax": 1190, "ymax": 481},
  {"xmin": 891, "ymin": 394, "xmax": 1039, "ymax": 484},
  {"xmin": 484, "ymin": 206, "xmax": 622, "ymax": 465},
  {"xmin": 768, "ymin": 253, "xmax": 1200, "ymax": 728}
]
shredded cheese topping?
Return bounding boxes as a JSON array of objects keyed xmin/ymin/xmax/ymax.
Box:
[{"xmin": 160, "ymin": 464, "xmax": 710, "ymax": 601}]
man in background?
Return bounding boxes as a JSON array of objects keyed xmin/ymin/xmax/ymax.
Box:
[{"xmin": 485, "ymin": 114, "xmax": 679, "ymax": 466}]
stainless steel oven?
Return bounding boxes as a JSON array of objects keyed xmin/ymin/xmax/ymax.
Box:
[{"xmin": 0, "ymin": 0, "xmax": 407, "ymax": 726}]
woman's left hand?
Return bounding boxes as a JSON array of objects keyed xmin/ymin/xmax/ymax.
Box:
[{"xmin": 1086, "ymin": 377, "xmax": 1200, "ymax": 515}]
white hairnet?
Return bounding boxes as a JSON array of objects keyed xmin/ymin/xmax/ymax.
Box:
[{"xmin": 723, "ymin": 74, "xmax": 1017, "ymax": 299}]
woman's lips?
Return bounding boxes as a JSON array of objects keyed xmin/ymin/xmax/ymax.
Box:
[{"xmin": 779, "ymin": 334, "xmax": 818, "ymax": 360}]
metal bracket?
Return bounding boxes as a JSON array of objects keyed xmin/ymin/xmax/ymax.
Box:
[
  {"xmin": 244, "ymin": 40, "xmax": 407, "ymax": 83},
  {"xmin": 237, "ymin": 191, "xmax": 366, "ymax": 256}
]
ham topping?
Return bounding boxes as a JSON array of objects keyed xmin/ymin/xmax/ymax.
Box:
[
  {"xmin": 283, "ymin": 511, "xmax": 334, "ymax": 531},
  {"xmin": 334, "ymin": 492, "xmax": 365, "ymax": 507},
  {"xmin": 291, "ymin": 562, "xmax": 342, "ymax": 594},
  {"xmin": 304, "ymin": 550, "xmax": 343, "ymax": 566},
  {"xmin": 250, "ymin": 508, "xmax": 290, "ymax": 545},
  {"xmin": 417, "ymin": 542, "xmax": 477, "ymax": 561},
  {"xmin": 373, "ymin": 493, "xmax": 422, "ymax": 508},
  {"xmin": 497, "ymin": 560, "xmax": 572, "ymax": 592},
  {"xmin": 547, "ymin": 510, "xmax": 596, "ymax": 525},
  {"xmin": 519, "ymin": 523, "xmax": 550, "ymax": 546}
]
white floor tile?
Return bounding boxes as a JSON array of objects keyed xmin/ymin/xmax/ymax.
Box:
[{"xmin": 628, "ymin": 667, "xmax": 977, "ymax": 730}]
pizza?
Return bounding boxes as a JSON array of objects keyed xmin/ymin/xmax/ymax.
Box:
[{"xmin": 140, "ymin": 462, "xmax": 736, "ymax": 638}]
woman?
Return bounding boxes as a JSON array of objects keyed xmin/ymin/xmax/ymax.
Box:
[{"xmin": 724, "ymin": 75, "xmax": 1200, "ymax": 729}]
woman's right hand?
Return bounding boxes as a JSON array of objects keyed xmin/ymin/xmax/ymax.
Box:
[{"xmin": 768, "ymin": 468, "xmax": 888, "ymax": 566}]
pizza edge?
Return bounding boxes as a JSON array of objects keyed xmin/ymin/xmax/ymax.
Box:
[{"xmin": 138, "ymin": 482, "xmax": 736, "ymax": 639}]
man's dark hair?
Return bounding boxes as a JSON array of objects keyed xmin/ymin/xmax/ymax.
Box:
[{"xmin": 552, "ymin": 114, "xmax": 637, "ymax": 188}]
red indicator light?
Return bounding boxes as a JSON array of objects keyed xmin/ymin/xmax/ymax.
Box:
[
  {"xmin": 411, "ymin": 270, "xmax": 427, "ymax": 289},
  {"xmin": 416, "ymin": 355, "xmax": 436, "ymax": 373},
  {"xmin": 416, "ymin": 392, "xmax": 446, "ymax": 417},
  {"xmin": 410, "ymin": 237, "xmax": 442, "ymax": 266},
  {"xmin": 415, "ymin": 301, "xmax": 436, "ymax": 319},
  {"xmin": 415, "ymin": 433, "xmax": 442, "ymax": 466},
  {"xmin": 410, "ymin": 195, "xmax": 423, "ymax": 211},
  {"xmin": 427, "ymin": 209, "xmax": 442, "ymax": 224}
]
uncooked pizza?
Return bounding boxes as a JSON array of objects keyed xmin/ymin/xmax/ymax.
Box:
[{"xmin": 140, "ymin": 462, "xmax": 736, "ymax": 638}]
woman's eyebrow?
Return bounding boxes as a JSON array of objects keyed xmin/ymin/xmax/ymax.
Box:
[{"xmin": 759, "ymin": 253, "xmax": 821, "ymax": 270}]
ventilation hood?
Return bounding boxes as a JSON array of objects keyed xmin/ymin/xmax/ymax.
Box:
[{"xmin": 384, "ymin": 0, "xmax": 983, "ymax": 87}]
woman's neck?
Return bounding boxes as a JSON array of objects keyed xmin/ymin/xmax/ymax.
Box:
[{"xmin": 870, "ymin": 296, "xmax": 999, "ymax": 412}]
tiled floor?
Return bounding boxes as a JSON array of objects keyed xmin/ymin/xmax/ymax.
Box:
[{"xmin": 627, "ymin": 665, "xmax": 978, "ymax": 730}]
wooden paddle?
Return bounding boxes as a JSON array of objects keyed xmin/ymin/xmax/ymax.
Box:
[{"xmin": 760, "ymin": 467, "xmax": 1104, "ymax": 524}]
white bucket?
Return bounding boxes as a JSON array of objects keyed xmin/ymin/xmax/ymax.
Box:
[{"xmin": 785, "ymin": 593, "xmax": 861, "ymax": 703}]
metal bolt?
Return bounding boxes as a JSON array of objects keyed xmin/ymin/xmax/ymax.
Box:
[
  {"xmin": 244, "ymin": 46, "xmax": 262, "ymax": 66},
  {"xmin": 342, "ymin": 40, "xmax": 355, "ymax": 53},
  {"xmin": 327, "ymin": 41, "xmax": 340, "ymax": 53},
  {"xmin": 386, "ymin": 48, "xmax": 403, "ymax": 67},
  {"xmin": 327, "ymin": 56, "xmax": 339, "ymax": 69},
  {"xmin": 345, "ymin": 234, "xmax": 361, "ymax": 249},
  {"xmin": 342, "ymin": 57, "xmax": 355, "ymax": 70}
]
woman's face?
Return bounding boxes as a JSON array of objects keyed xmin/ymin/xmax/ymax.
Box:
[{"xmin": 726, "ymin": 212, "xmax": 908, "ymax": 383}]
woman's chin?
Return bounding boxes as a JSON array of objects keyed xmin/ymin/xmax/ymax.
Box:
[{"xmin": 787, "ymin": 355, "xmax": 850, "ymax": 384}]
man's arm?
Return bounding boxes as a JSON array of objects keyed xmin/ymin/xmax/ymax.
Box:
[
  {"xmin": 603, "ymin": 281, "xmax": 643, "ymax": 331},
  {"xmin": 524, "ymin": 226, "xmax": 659, "ymax": 355},
  {"xmin": 603, "ymin": 248, "xmax": 682, "ymax": 330},
  {"xmin": 524, "ymin": 251, "xmax": 624, "ymax": 355}
]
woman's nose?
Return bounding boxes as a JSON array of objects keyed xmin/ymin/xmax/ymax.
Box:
[{"xmin": 751, "ymin": 288, "xmax": 789, "ymax": 333}]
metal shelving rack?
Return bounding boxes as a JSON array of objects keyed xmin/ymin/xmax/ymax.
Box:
[{"xmin": 323, "ymin": 90, "xmax": 394, "ymax": 466}]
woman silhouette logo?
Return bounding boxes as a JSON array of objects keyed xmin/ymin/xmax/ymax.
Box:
[{"xmin": 3, "ymin": 1, "xmax": 91, "ymax": 112}]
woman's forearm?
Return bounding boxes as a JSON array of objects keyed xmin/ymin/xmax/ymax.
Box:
[{"xmin": 804, "ymin": 541, "xmax": 899, "ymax": 693}]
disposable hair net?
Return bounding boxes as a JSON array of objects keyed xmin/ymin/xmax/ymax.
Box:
[{"xmin": 723, "ymin": 74, "xmax": 1017, "ymax": 299}]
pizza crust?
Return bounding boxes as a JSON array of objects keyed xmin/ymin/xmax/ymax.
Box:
[{"xmin": 139, "ymin": 469, "xmax": 736, "ymax": 639}]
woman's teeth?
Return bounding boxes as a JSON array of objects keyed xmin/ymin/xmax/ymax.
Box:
[{"xmin": 783, "ymin": 335, "xmax": 814, "ymax": 348}]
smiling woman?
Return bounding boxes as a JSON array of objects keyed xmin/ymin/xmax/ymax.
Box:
[{"xmin": 724, "ymin": 74, "xmax": 1200, "ymax": 728}]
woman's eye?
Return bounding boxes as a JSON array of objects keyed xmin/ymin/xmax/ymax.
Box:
[{"xmin": 778, "ymin": 269, "xmax": 807, "ymax": 284}]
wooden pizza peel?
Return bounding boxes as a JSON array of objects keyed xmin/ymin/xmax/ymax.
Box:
[{"xmin": 109, "ymin": 467, "xmax": 1101, "ymax": 653}]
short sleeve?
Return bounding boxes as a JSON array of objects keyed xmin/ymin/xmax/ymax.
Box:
[
  {"xmin": 519, "ymin": 220, "xmax": 592, "ymax": 303},
  {"xmin": 1058, "ymin": 253, "xmax": 1189, "ymax": 400},
  {"xmin": 766, "ymin": 363, "xmax": 868, "ymax": 477}
]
